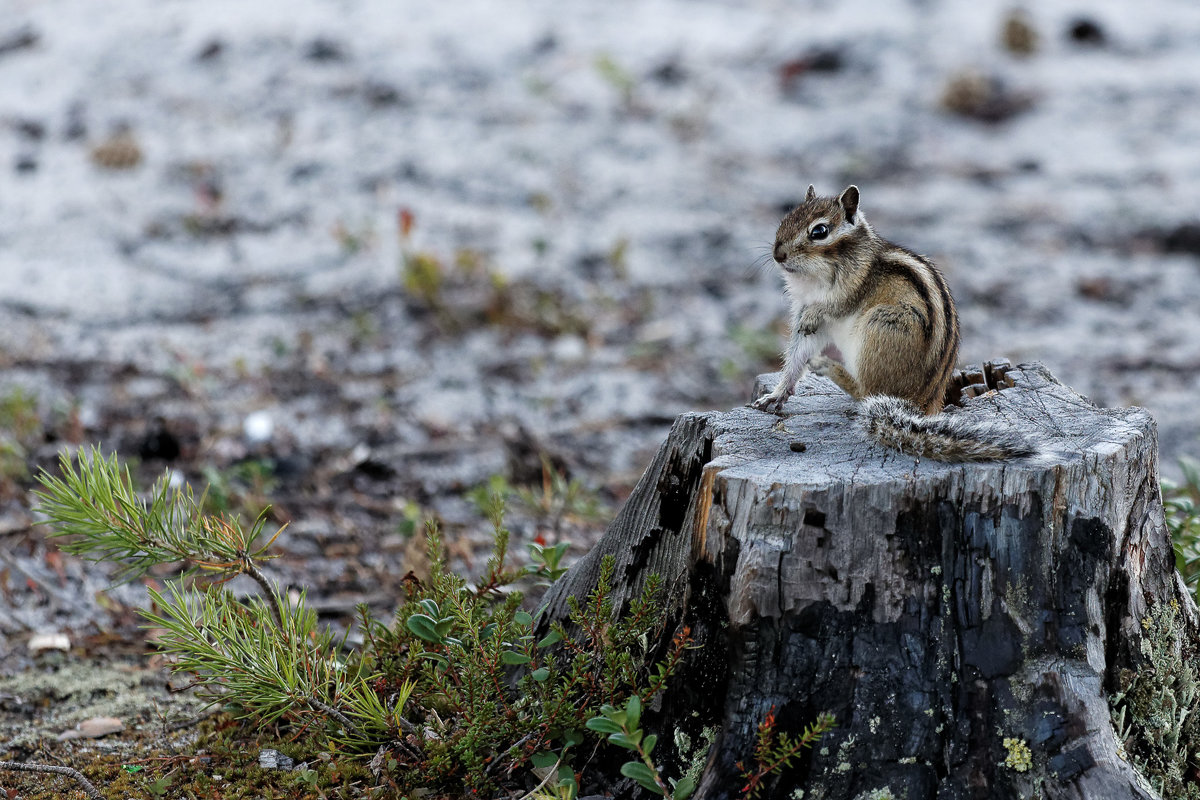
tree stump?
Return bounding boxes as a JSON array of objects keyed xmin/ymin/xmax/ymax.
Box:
[{"xmin": 540, "ymin": 361, "xmax": 1193, "ymax": 800}]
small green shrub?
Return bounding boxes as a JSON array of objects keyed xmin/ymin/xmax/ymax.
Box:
[{"xmin": 366, "ymin": 511, "xmax": 692, "ymax": 795}]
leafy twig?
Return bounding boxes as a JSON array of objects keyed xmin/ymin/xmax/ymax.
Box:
[
  {"xmin": 35, "ymin": 446, "xmax": 277, "ymax": 585},
  {"xmin": 243, "ymin": 559, "xmax": 284, "ymax": 629},
  {"xmin": 738, "ymin": 708, "xmax": 836, "ymax": 799}
]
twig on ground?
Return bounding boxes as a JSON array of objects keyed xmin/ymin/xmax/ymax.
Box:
[
  {"xmin": 485, "ymin": 731, "xmax": 536, "ymax": 778},
  {"xmin": 307, "ymin": 697, "xmax": 361, "ymax": 737},
  {"xmin": 0, "ymin": 760, "xmax": 104, "ymax": 799},
  {"xmin": 514, "ymin": 756, "xmax": 561, "ymax": 800}
]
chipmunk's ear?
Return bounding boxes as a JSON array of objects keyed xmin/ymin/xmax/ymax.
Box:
[
  {"xmin": 839, "ymin": 185, "xmax": 860, "ymax": 223},
  {"xmin": 805, "ymin": 184, "xmax": 817, "ymax": 202}
]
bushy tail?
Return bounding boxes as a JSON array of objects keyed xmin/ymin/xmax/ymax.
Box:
[{"xmin": 859, "ymin": 395, "xmax": 1036, "ymax": 462}]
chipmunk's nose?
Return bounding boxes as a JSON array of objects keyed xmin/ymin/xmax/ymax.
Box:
[{"xmin": 773, "ymin": 243, "xmax": 786, "ymax": 263}]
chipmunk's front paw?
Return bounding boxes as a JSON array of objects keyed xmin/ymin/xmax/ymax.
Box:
[{"xmin": 750, "ymin": 387, "xmax": 792, "ymax": 414}]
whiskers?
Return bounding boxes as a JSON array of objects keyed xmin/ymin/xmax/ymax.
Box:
[{"xmin": 744, "ymin": 245, "xmax": 776, "ymax": 278}]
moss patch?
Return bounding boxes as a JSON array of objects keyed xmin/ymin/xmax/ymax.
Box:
[
  {"xmin": 1110, "ymin": 600, "xmax": 1200, "ymax": 798},
  {"xmin": 0, "ymin": 659, "xmax": 372, "ymax": 799}
]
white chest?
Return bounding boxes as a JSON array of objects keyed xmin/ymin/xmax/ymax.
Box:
[
  {"xmin": 822, "ymin": 313, "xmax": 863, "ymax": 378},
  {"xmin": 782, "ymin": 273, "xmax": 863, "ymax": 376}
]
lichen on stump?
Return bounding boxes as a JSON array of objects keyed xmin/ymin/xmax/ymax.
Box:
[{"xmin": 539, "ymin": 361, "xmax": 1193, "ymax": 799}]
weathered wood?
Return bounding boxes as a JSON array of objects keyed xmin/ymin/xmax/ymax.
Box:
[{"xmin": 540, "ymin": 362, "xmax": 1191, "ymax": 800}]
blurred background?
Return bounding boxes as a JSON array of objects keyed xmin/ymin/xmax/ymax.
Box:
[{"xmin": 1, "ymin": 0, "xmax": 1199, "ymax": 648}]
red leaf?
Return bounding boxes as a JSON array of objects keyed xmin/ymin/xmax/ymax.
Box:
[
  {"xmin": 44, "ymin": 549, "xmax": 66, "ymax": 580},
  {"xmin": 398, "ymin": 208, "xmax": 415, "ymax": 237}
]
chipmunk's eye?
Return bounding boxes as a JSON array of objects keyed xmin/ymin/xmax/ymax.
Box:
[{"xmin": 809, "ymin": 224, "xmax": 829, "ymax": 240}]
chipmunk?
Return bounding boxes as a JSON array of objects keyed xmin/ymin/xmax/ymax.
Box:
[{"xmin": 751, "ymin": 184, "xmax": 1033, "ymax": 462}]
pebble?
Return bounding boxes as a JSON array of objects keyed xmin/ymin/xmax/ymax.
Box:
[
  {"xmin": 28, "ymin": 632, "xmax": 70, "ymax": 653},
  {"xmin": 1001, "ymin": 9, "xmax": 1039, "ymax": 55},
  {"xmin": 940, "ymin": 69, "xmax": 1034, "ymax": 123},
  {"xmin": 551, "ymin": 334, "xmax": 587, "ymax": 363},
  {"xmin": 59, "ymin": 716, "xmax": 125, "ymax": 740},
  {"xmin": 89, "ymin": 129, "xmax": 142, "ymax": 170},
  {"xmin": 243, "ymin": 410, "xmax": 274, "ymax": 444},
  {"xmin": 259, "ymin": 748, "xmax": 296, "ymax": 770},
  {"xmin": 1067, "ymin": 17, "xmax": 1106, "ymax": 46}
]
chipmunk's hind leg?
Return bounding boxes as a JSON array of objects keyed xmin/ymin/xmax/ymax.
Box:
[
  {"xmin": 856, "ymin": 306, "xmax": 939, "ymax": 411},
  {"xmin": 809, "ymin": 354, "xmax": 863, "ymax": 399}
]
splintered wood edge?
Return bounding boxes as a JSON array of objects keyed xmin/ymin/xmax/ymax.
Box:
[{"xmin": 691, "ymin": 464, "xmax": 721, "ymax": 563}]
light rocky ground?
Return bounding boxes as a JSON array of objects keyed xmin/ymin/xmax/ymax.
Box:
[{"xmin": 1, "ymin": 0, "xmax": 1199, "ymax": 641}]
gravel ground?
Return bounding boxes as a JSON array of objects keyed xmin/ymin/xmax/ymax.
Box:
[{"xmin": 1, "ymin": 0, "xmax": 1199, "ymax": 650}]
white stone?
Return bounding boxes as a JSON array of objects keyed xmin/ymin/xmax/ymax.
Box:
[
  {"xmin": 243, "ymin": 410, "xmax": 274, "ymax": 444},
  {"xmin": 28, "ymin": 632, "xmax": 70, "ymax": 653}
]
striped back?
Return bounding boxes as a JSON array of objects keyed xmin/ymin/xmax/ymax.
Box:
[{"xmin": 852, "ymin": 245, "xmax": 961, "ymax": 414}]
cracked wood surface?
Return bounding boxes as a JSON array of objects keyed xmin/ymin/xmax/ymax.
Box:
[{"xmin": 541, "ymin": 362, "xmax": 1186, "ymax": 800}]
